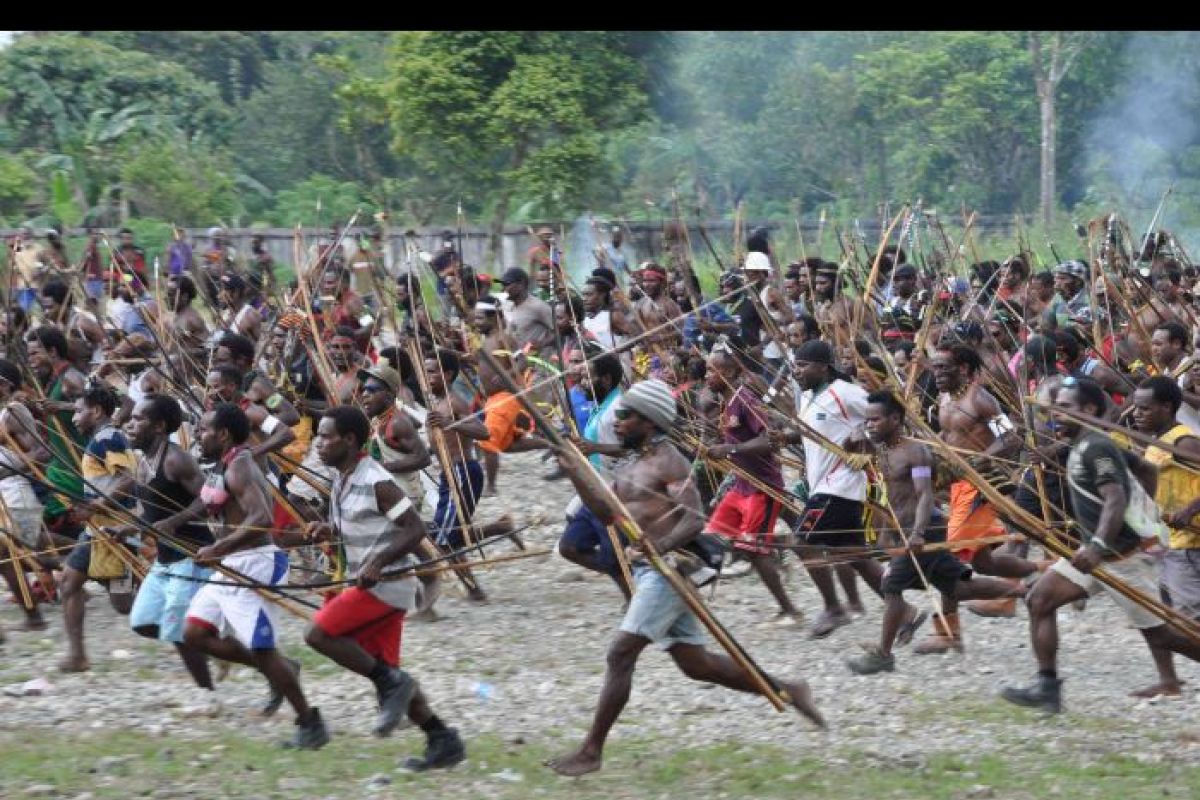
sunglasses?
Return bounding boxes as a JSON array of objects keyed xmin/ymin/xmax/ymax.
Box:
[
  {"xmin": 614, "ymin": 408, "xmax": 640, "ymax": 421},
  {"xmin": 361, "ymin": 383, "xmax": 388, "ymax": 395}
]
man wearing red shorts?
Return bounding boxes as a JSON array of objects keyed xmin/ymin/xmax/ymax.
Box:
[
  {"xmin": 702, "ymin": 348, "xmax": 802, "ymax": 623},
  {"xmin": 302, "ymin": 406, "xmax": 465, "ymax": 771}
]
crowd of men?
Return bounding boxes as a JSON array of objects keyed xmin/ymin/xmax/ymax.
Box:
[{"xmin": 2, "ymin": 215, "xmax": 1200, "ymax": 776}]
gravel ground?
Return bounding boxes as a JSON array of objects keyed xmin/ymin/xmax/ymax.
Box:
[{"xmin": 2, "ymin": 449, "xmax": 1200, "ymax": 792}]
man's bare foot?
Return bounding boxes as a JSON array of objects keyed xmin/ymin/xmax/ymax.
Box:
[
  {"xmin": 546, "ymin": 748, "xmax": 602, "ymax": 777},
  {"xmin": 847, "ymin": 601, "xmax": 867, "ymax": 615},
  {"xmin": 782, "ymin": 679, "xmax": 826, "ymax": 728},
  {"xmin": 1130, "ymin": 681, "xmax": 1183, "ymax": 699},
  {"xmin": 467, "ymin": 587, "xmax": 489, "ymax": 604},
  {"xmin": 57, "ymin": 655, "xmax": 90, "ymax": 673}
]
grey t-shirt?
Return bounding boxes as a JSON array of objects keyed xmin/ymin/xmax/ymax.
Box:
[{"xmin": 504, "ymin": 294, "xmax": 554, "ymax": 355}]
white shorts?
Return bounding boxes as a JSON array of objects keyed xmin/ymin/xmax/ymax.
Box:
[
  {"xmin": 186, "ymin": 545, "xmax": 290, "ymax": 650},
  {"xmin": 1051, "ymin": 550, "xmax": 1162, "ymax": 629}
]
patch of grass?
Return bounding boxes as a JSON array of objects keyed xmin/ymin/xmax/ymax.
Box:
[{"xmin": 1, "ymin": 729, "xmax": 1196, "ymax": 800}]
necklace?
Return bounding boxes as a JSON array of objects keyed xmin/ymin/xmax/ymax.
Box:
[{"xmin": 948, "ymin": 382, "xmax": 971, "ymax": 401}]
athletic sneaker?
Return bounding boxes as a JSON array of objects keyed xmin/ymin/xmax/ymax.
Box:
[{"xmin": 403, "ymin": 728, "xmax": 466, "ymax": 771}]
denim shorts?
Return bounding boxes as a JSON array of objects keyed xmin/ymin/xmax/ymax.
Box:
[{"xmin": 618, "ymin": 564, "xmax": 706, "ymax": 650}]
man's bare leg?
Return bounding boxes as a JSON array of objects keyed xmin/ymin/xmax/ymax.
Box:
[
  {"xmin": 184, "ymin": 625, "xmax": 308, "ymax": 716},
  {"xmin": 750, "ymin": 554, "xmax": 801, "ymax": 617},
  {"xmin": 837, "ymin": 565, "xmax": 865, "ymax": 612},
  {"xmin": 547, "ymin": 633, "xmax": 649, "ymax": 777},
  {"xmin": 58, "ymin": 566, "xmax": 91, "ymax": 672},
  {"xmin": 669, "ymin": 643, "xmax": 824, "ymax": 727},
  {"xmin": 1132, "ymin": 646, "xmax": 1183, "ymax": 698}
]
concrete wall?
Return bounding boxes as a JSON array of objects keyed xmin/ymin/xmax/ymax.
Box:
[{"xmin": 3, "ymin": 217, "xmax": 1029, "ymax": 277}]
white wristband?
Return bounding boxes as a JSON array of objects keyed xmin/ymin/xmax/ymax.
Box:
[
  {"xmin": 260, "ymin": 414, "xmax": 282, "ymax": 435},
  {"xmin": 385, "ymin": 497, "xmax": 413, "ymax": 522}
]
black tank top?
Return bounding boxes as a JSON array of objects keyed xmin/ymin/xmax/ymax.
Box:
[{"xmin": 138, "ymin": 444, "xmax": 213, "ymax": 564}]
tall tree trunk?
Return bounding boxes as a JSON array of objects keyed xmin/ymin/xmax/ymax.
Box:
[
  {"xmin": 488, "ymin": 189, "xmax": 512, "ymax": 273},
  {"xmin": 1039, "ymin": 88, "xmax": 1056, "ymax": 230}
]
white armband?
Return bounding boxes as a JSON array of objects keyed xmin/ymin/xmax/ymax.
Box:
[
  {"xmin": 385, "ymin": 497, "xmax": 413, "ymax": 522},
  {"xmin": 358, "ymin": 313, "xmax": 375, "ymax": 328},
  {"xmin": 260, "ymin": 414, "xmax": 282, "ymax": 435},
  {"xmin": 987, "ymin": 414, "xmax": 1015, "ymax": 438}
]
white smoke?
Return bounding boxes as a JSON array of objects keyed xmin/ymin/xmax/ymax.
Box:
[{"xmin": 1083, "ymin": 32, "xmax": 1200, "ymax": 247}]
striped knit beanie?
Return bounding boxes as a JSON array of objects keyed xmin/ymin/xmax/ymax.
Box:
[{"xmin": 618, "ymin": 379, "xmax": 677, "ymax": 432}]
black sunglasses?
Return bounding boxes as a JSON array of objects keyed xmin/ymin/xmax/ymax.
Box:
[{"xmin": 614, "ymin": 408, "xmax": 640, "ymax": 421}]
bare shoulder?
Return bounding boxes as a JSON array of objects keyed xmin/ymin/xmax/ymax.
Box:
[
  {"xmin": 969, "ymin": 384, "xmax": 1002, "ymax": 416},
  {"xmin": 900, "ymin": 438, "xmax": 933, "ymax": 467}
]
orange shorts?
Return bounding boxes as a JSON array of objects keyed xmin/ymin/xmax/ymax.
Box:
[{"xmin": 948, "ymin": 480, "xmax": 1004, "ymax": 564}]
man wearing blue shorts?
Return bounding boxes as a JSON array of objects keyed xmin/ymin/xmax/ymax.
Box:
[{"xmin": 109, "ymin": 396, "xmax": 218, "ymax": 706}]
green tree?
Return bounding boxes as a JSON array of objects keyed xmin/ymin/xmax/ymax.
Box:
[
  {"xmin": 78, "ymin": 31, "xmax": 277, "ymax": 104},
  {"xmin": 0, "ymin": 154, "xmax": 37, "ymax": 222},
  {"xmin": 855, "ymin": 32, "xmax": 1040, "ymax": 212},
  {"xmin": 381, "ymin": 31, "xmax": 653, "ymax": 262},
  {"xmin": 119, "ymin": 135, "xmax": 241, "ymax": 225},
  {"xmin": 270, "ymin": 174, "xmax": 370, "ymax": 227},
  {"xmin": 0, "ymin": 34, "xmax": 231, "ymax": 148}
]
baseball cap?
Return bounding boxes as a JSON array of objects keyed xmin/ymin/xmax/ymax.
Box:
[
  {"xmin": 357, "ymin": 364, "xmax": 401, "ymax": 395},
  {"xmin": 498, "ymin": 267, "xmax": 528, "ymax": 286},
  {"xmin": 220, "ymin": 274, "xmax": 246, "ymax": 292}
]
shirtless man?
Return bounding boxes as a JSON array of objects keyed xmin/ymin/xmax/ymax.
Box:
[
  {"xmin": 40, "ymin": 280, "xmax": 106, "ymax": 365},
  {"xmin": 219, "ymin": 274, "xmax": 262, "ymax": 343},
  {"xmin": 472, "ymin": 296, "xmax": 515, "ymax": 360},
  {"xmin": 204, "ymin": 366, "xmax": 297, "ymax": 462},
  {"xmin": 1127, "ymin": 273, "xmax": 1186, "ymax": 364},
  {"xmin": 182, "ymin": 403, "xmax": 328, "ymax": 748},
  {"xmin": 168, "ymin": 274, "xmax": 210, "ymax": 358},
  {"xmin": 811, "ymin": 261, "xmax": 855, "ymax": 336},
  {"xmin": 546, "ymin": 379, "xmax": 823, "ymax": 778},
  {"xmin": 1151, "ymin": 321, "xmax": 1200, "ymax": 433},
  {"xmin": 632, "ymin": 263, "xmax": 683, "ymax": 349},
  {"xmin": 913, "ymin": 344, "xmax": 1040, "ymax": 653},
  {"xmin": 846, "ymin": 391, "xmax": 1026, "ymax": 674},
  {"xmin": 326, "ymin": 327, "xmax": 364, "ymax": 406}
]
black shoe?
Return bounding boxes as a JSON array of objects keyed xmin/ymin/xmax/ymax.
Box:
[
  {"xmin": 403, "ymin": 728, "xmax": 466, "ymax": 771},
  {"xmin": 282, "ymin": 708, "xmax": 330, "ymax": 750},
  {"xmin": 1001, "ymin": 676, "xmax": 1062, "ymax": 714},
  {"xmin": 261, "ymin": 658, "xmax": 301, "ymax": 718},
  {"xmin": 373, "ymin": 669, "xmax": 418, "ymax": 737}
]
